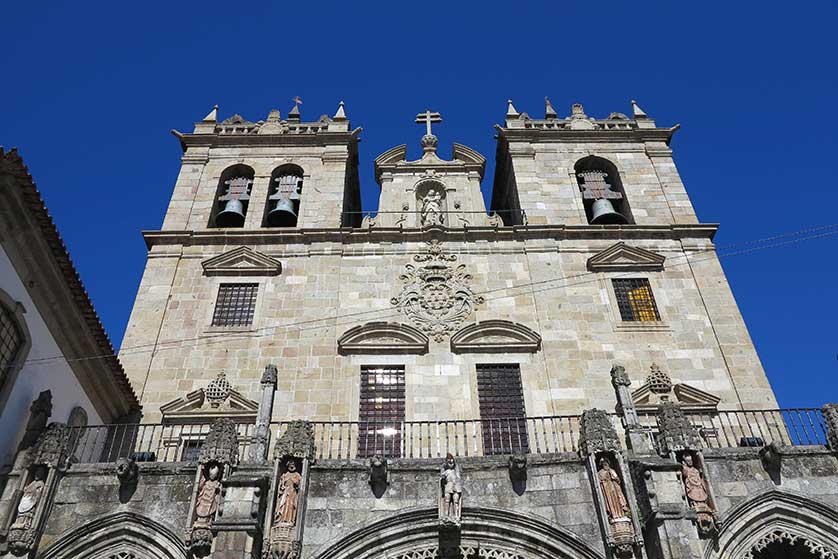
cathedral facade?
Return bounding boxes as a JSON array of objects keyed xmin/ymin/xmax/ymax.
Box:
[{"xmin": 1, "ymin": 100, "xmax": 837, "ymax": 559}]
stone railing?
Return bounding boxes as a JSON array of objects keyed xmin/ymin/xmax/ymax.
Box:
[{"xmin": 57, "ymin": 408, "xmax": 830, "ymax": 466}]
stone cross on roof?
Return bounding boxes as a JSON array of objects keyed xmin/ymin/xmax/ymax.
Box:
[{"xmin": 415, "ymin": 109, "xmax": 442, "ymax": 136}]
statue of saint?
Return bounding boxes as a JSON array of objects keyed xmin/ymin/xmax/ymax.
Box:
[
  {"xmin": 421, "ymin": 189, "xmax": 443, "ymax": 226},
  {"xmin": 193, "ymin": 464, "xmax": 222, "ymax": 528},
  {"xmin": 439, "ymin": 453, "xmax": 462, "ymax": 521},
  {"xmin": 11, "ymin": 468, "xmax": 46, "ymax": 530},
  {"xmin": 597, "ymin": 457, "xmax": 629, "ymax": 521},
  {"xmin": 275, "ymin": 460, "xmax": 303, "ymax": 526},
  {"xmin": 681, "ymin": 454, "xmax": 711, "ymax": 510}
]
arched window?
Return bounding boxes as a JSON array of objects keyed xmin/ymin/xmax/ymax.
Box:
[
  {"xmin": 264, "ymin": 164, "xmax": 303, "ymax": 227},
  {"xmin": 0, "ymin": 300, "xmax": 24, "ymax": 391},
  {"xmin": 574, "ymin": 156, "xmax": 633, "ymax": 225},
  {"xmin": 209, "ymin": 164, "xmax": 254, "ymax": 228}
]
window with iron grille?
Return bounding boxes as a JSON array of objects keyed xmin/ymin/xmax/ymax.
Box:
[
  {"xmin": 358, "ymin": 365, "xmax": 405, "ymax": 458},
  {"xmin": 0, "ymin": 302, "xmax": 23, "ymax": 388},
  {"xmin": 181, "ymin": 439, "xmax": 203, "ymax": 462},
  {"xmin": 612, "ymin": 278, "xmax": 661, "ymax": 322},
  {"xmin": 476, "ymin": 364, "xmax": 529, "ymax": 455},
  {"xmin": 211, "ymin": 283, "xmax": 258, "ymax": 327}
]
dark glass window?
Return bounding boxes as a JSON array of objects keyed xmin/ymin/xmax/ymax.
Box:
[
  {"xmin": 476, "ymin": 363, "xmax": 529, "ymax": 455},
  {"xmin": 181, "ymin": 439, "xmax": 203, "ymax": 462},
  {"xmin": 0, "ymin": 302, "xmax": 23, "ymax": 387},
  {"xmin": 612, "ymin": 278, "xmax": 661, "ymax": 322},
  {"xmin": 358, "ymin": 365, "xmax": 405, "ymax": 458},
  {"xmin": 211, "ymin": 283, "xmax": 258, "ymax": 327}
]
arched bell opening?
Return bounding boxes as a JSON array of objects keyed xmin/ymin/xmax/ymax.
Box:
[
  {"xmin": 209, "ymin": 164, "xmax": 254, "ymax": 228},
  {"xmin": 264, "ymin": 164, "xmax": 304, "ymax": 228},
  {"xmin": 574, "ymin": 156, "xmax": 633, "ymax": 225}
]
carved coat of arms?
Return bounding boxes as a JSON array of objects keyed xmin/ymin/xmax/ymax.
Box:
[{"xmin": 391, "ymin": 241, "xmax": 484, "ymax": 342}]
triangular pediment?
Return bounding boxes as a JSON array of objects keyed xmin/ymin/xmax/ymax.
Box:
[
  {"xmin": 201, "ymin": 246, "xmax": 282, "ymax": 277},
  {"xmin": 450, "ymin": 320, "xmax": 542, "ymax": 353},
  {"xmin": 587, "ymin": 242, "xmax": 665, "ymax": 272},
  {"xmin": 338, "ymin": 322, "xmax": 429, "ymax": 355},
  {"xmin": 160, "ymin": 387, "xmax": 259, "ymax": 423},
  {"xmin": 632, "ymin": 382, "xmax": 720, "ymax": 413}
]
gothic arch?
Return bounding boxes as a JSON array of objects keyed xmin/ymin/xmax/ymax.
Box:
[
  {"xmin": 38, "ymin": 511, "xmax": 187, "ymax": 559},
  {"xmin": 312, "ymin": 506, "xmax": 605, "ymax": 559},
  {"xmin": 706, "ymin": 490, "xmax": 838, "ymax": 559}
]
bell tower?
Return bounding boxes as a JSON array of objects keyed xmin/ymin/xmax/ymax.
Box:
[{"xmin": 163, "ymin": 100, "xmax": 361, "ymax": 231}]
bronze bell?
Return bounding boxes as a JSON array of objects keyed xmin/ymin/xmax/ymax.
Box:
[
  {"xmin": 590, "ymin": 199, "xmax": 628, "ymax": 225},
  {"xmin": 215, "ymin": 199, "xmax": 246, "ymax": 227},
  {"xmin": 267, "ymin": 198, "xmax": 297, "ymax": 227}
]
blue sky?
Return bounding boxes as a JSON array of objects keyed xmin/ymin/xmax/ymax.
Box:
[{"xmin": 2, "ymin": 1, "xmax": 836, "ymax": 407}]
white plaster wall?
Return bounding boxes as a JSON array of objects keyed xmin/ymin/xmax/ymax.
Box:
[{"xmin": 0, "ymin": 245, "xmax": 103, "ymax": 466}]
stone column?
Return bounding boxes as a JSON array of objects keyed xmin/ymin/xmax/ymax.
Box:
[
  {"xmin": 610, "ymin": 366, "xmax": 653, "ymax": 454},
  {"xmin": 249, "ymin": 364, "xmax": 278, "ymax": 463}
]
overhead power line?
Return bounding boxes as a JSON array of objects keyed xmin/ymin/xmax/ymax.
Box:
[{"xmin": 10, "ymin": 222, "xmax": 838, "ymax": 370}]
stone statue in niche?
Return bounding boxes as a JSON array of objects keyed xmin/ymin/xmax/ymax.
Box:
[
  {"xmin": 680, "ymin": 453, "xmax": 716, "ymax": 535},
  {"xmin": 439, "ymin": 453, "xmax": 462, "ymax": 527},
  {"xmin": 274, "ymin": 460, "xmax": 303, "ymax": 526},
  {"xmin": 421, "ymin": 189, "xmax": 444, "ymax": 227},
  {"xmin": 597, "ymin": 457, "xmax": 635, "ymax": 544},
  {"xmin": 193, "ymin": 463, "xmax": 222, "ymax": 530},
  {"xmin": 10, "ymin": 467, "xmax": 46, "ymax": 532}
]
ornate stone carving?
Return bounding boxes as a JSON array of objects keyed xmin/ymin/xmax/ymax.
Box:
[
  {"xmin": 274, "ymin": 420, "xmax": 316, "ymax": 461},
  {"xmin": 274, "ymin": 460, "xmax": 303, "ymax": 526},
  {"xmin": 28, "ymin": 422, "xmax": 72, "ymax": 468},
  {"xmin": 579, "ymin": 409, "xmax": 621, "ymax": 457},
  {"xmin": 656, "ymin": 402, "xmax": 702, "ymax": 455},
  {"xmin": 188, "ymin": 463, "xmax": 222, "ymax": 557},
  {"xmin": 680, "ymin": 453, "xmax": 717, "ymax": 537},
  {"xmin": 204, "ymin": 372, "xmax": 232, "ymax": 409},
  {"xmin": 7, "ymin": 466, "xmax": 47, "ymax": 555},
  {"xmin": 647, "ymin": 363, "xmax": 672, "ymax": 395},
  {"xmin": 597, "ymin": 457, "xmax": 635, "ymax": 557},
  {"xmin": 610, "ymin": 365, "xmax": 631, "ymax": 388},
  {"xmin": 391, "ymin": 241, "xmax": 484, "ymax": 342},
  {"xmin": 115, "ymin": 457, "xmax": 139, "ymax": 485},
  {"xmin": 421, "ymin": 188, "xmax": 444, "ymax": 227},
  {"xmin": 439, "ymin": 454, "xmax": 462, "ymax": 528},
  {"xmin": 823, "ymin": 404, "xmax": 838, "ymax": 451},
  {"xmin": 743, "ymin": 530, "xmax": 837, "ymax": 559},
  {"xmin": 508, "ymin": 454, "xmax": 527, "ymax": 483},
  {"xmin": 18, "ymin": 390, "xmax": 52, "ymax": 451},
  {"xmin": 198, "ymin": 418, "xmax": 240, "ymax": 467},
  {"xmin": 261, "ymin": 364, "xmax": 278, "ymax": 386}
]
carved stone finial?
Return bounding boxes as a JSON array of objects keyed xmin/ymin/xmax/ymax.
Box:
[
  {"xmin": 115, "ymin": 456, "xmax": 139, "ymax": 485},
  {"xmin": 333, "ymin": 100, "xmax": 347, "ymax": 121},
  {"xmin": 646, "ymin": 363, "xmax": 672, "ymax": 395},
  {"xmin": 202, "ymin": 105, "xmax": 219, "ymax": 123},
  {"xmin": 631, "ymin": 99, "xmax": 648, "ymax": 119},
  {"xmin": 545, "ymin": 96, "xmax": 557, "ymax": 119},
  {"xmin": 274, "ymin": 421, "xmax": 316, "ymax": 461},
  {"xmin": 610, "ymin": 365, "xmax": 631, "ymax": 388},
  {"xmin": 18, "ymin": 390, "xmax": 52, "ymax": 451},
  {"xmin": 261, "ymin": 364, "xmax": 278, "ymax": 386},
  {"xmin": 288, "ymin": 96, "xmax": 302, "ymax": 120},
  {"xmin": 506, "ymin": 99, "xmax": 519, "ymax": 118},
  {"xmin": 205, "ymin": 372, "xmax": 232, "ymax": 409},
  {"xmin": 579, "ymin": 409, "xmax": 621, "ymax": 457},
  {"xmin": 28, "ymin": 422, "xmax": 72, "ymax": 468},
  {"xmin": 570, "ymin": 103, "xmax": 587, "ymax": 119},
  {"xmin": 656, "ymin": 402, "xmax": 702, "ymax": 455},
  {"xmin": 198, "ymin": 418, "xmax": 240, "ymax": 467}
]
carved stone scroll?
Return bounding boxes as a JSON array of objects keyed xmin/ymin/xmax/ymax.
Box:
[
  {"xmin": 263, "ymin": 421, "xmax": 316, "ymax": 559},
  {"xmin": 579, "ymin": 409, "xmax": 642, "ymax": 558},
  {"xmin": 185, "ymin": 418, "xmax": 240, "ymax": 557},
  {"xmin": 3, "ymin": 422, "xmax": 71, "ymax": 556}
]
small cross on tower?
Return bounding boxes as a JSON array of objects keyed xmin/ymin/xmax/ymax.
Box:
[{"xmin": 415, "ymin": 109, "xmax": 442, "ymax": 136}]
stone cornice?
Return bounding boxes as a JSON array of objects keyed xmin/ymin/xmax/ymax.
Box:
[
  {"xmin": 143, "ymin": 223, "xmax": 719, "ymax": 250},
  {"xmin": 173, "ymin": 128, "xmax": 361, "ymax": 152},
  {"xmin": 497, "ymin": 125, "xmax": 678, "ymax": 145}
]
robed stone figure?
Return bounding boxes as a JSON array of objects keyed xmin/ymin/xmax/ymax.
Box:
[
  {"xmin": 598, "ymin": 457, "xmax": 629, "ymax": 520},
  {"xmin": 275, "ymin": 460, "xmax": 303, "ymax": 526},
  {"xmin": 193, "ymin": 464, "xmax": 222, "ymax": 529}
]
